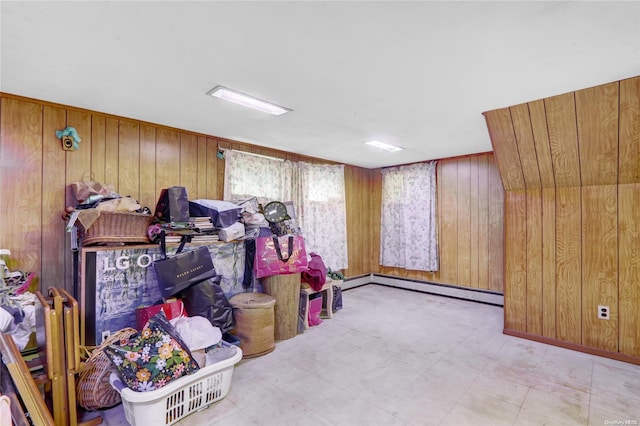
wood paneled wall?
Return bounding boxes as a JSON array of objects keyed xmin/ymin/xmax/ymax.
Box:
[
  {"xmin": 369, "ymin": 153, "xmax": 505, "ymax": 293},
  {"xmin": 0, "ymin": 94, "xmax": 369, "ymax": 296},
  {"xmin": 0, "ymin": 93, "xmax": 506, "ymax": 301},
  {"xmin": 484, "ymin": 76, "xmax": 640, "ymax": 362}
]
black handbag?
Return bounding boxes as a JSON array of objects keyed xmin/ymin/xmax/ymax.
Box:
[{"xmin": 152, "ymin": 231, "xmax": 216, "ymax": 298}]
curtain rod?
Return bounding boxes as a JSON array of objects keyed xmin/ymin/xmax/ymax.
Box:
[{"xmin": 217, "ymin": 147, "xmax": 285, "ymax": 162}]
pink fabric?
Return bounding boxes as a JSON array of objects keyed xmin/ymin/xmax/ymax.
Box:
[
  {"xmin": 301, "ymin": 252, "xmax": 327, "ymax": 291},
  {"xmin": 308, "ymin": 296, "xmax": 323, "ymax": 326}
]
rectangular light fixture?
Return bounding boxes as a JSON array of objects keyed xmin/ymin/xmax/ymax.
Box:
[
  {"xmin": 364, "ymin": 140, "xmax": 403, "ymax": 152},
  {"xmin": 207, "ymin": 85, "xmax": 291, "ymax": 116}
]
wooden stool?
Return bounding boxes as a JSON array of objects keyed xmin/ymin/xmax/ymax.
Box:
[{"xmin": 299, "ymin": 279, "xmax": 334, "ymax": 331}]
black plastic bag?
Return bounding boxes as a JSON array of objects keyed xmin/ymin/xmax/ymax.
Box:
[{"xmin": 179, "ymin": 278, "xmax": 235, "ymax": 333}]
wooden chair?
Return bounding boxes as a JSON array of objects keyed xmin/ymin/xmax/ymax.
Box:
[
  {"xmin": 35, "ymin": 289, "xmax": 68, "ymax": 426},
  {"xmin": 36, "ymin": 288, "xmax": 102, "ymax": 426}
]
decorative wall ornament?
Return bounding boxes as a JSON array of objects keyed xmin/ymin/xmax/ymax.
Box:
[{"xmin": 55, "ymin": 126, "xmax": 82, "ymax": 151}]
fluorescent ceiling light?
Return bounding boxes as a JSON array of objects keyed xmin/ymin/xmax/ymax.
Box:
[
  {"xmin": 364, "ymin": 140, "xmax": 403, "ymax": 152},
  {"xmin": 207, "ymin": 85, "xmax": 291, "ymax": 116}
]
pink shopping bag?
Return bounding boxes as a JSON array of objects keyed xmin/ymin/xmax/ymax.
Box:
[{"xmin": 254, "ymin": 235, "xmax": 308, "ymax": 278}]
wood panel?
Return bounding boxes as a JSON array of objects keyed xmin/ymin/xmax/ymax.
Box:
[
  {"xmin": 526, "ymin": 189, "xmax": 542, "ymax": 335},
  {"xmin": 117, "ymin": 120, "xmax": 140, "ymax": 200},
  {"xmin": 457, "ymin": 158, "xmax": 471, "ymax": 286},
  {"xmin": 104, "ymin": 118, "xmax": 119, "ymax": 189},
  {"xmin": 155, "ymin": 128, "xmax": 180, "ymax": 193},
  {"xmin": 217, "ymin": 139, "xmax": 232, "ymax": 198},
  {"xmin": 555, "ymin": 186, "xmax": 582, "ymax": 344},
  {"xmin": 205, "ymin": 137, "xmax": 219, "ymax": 199},
  {"xmin": 504, "ymin": 190, "xmax": 527, "ymax": 332},
  {"xmin": 41, "ymin": 106, "xmax": 67, "ymax": 288},
  {"xmin": 541, "ymin": 187, "xmax": 556, "ymax": 339},
  {"xmin": 576, "ymin": 82, "xmax": 619, "ymax": 186},
  {"xmin": 581, "ymin": 185, "xmax": 618, "ymax": 351},
  {"xmin": 196, "ymin": 136, "xmax": 208, "ymax": 200},
  {"xmin": 486, "ymin": 75, "xmax": 640, "ymax": 362},
  {"xmin": 438, "ymin": 160, "xmax": 458, "ymax": 285},
  {"xmin": 619, "ymin": 77, "xmax": 640, "ymax": 184},
  {"xmin": 179, "ymin": 133, "xmax": 198, "ymax": 198},
  {"xmin": 546, "ymin": 93, "xmax": 581, "ymax": 187},
  {"xmin": 370, "ymin": 169, "xmax": 382, "ymax": 274},
  {"xmin": 511, "ymin": 103, "xmax": 541, "ymax": 189},
  {"xmin": 619, "ymin": 183, "xmax": 640, "ymax": 356},
  {"xmin": 344, "ymin": 165, "xmax": 367, "ymax": 276},
  {"xmin": 487, "ymin": 156, "xmax": 504, "ymax": 292},
  {"xmin": 64, "ymin": 109, "xmax": 92, "ymax": 295},
  {"xmin": 139, "ymin": 124, "xmax": 157, "ymax": 210},
  {"xmin": 477, "ymin": 155, "xmax": 489, "ymax": 290},
  {"xmin": 0, "ymin": 98, "xmax": 43, "ymax": 277},
  {"xmin": 90, "ymin": 115, "xmax": 106, "ymax": 184},
  {"xmin": 469, "ymin": 157, "xmax": 480, "ymax": 288},
  {"xmin": 529, "ymin": 99, "xmax": 555, "ymax": 188},
  {"xmin": 484, "ymin": 108, "xmax": 525, "ymax": 190}
]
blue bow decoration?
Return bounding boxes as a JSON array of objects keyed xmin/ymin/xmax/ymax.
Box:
[{"xmin": 56, "ymin": 126, "xmax": 82, "ymax": 150}]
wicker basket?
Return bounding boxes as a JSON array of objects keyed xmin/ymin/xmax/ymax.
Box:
[
  {"xmin": 77, "ymin": 328, "xmax": 138, "ymax": 411},
  {"xmin": 80, "ymin": 211, "xmax": 152, "ymax": 245}
]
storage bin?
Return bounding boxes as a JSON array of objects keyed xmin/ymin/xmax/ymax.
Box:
[
  {"xmin": 79, "ymin": 211, "xmax": 152, "ymax": 246},
  {"xmin": 230, "ymin": 293, "xmax": 276, "ymax": 358},
  {"xmin": 112, "ymin": 342, "xmax": 242, "ymax": 426}
]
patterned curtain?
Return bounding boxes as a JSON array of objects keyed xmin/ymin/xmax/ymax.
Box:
[
  {"xmin": 297, "ymin": 162, "xmax": 349, "ymax": 270},
  {"xmin": 380, "ymin": 161, "xmax": 438, "ymax": 271},
  {"xmin": 223, "ymin": 150, "xmax": 294, "ymax": 203}
]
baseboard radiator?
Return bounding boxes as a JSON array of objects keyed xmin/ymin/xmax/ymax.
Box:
[{"xmin": 342, "ymin": 274, "xmax": 504, "ymax": 307}]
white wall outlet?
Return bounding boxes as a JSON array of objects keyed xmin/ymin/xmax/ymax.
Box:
[{"xmin": 598, "ymin": 305, "xmax": 610, "ymax": 320}]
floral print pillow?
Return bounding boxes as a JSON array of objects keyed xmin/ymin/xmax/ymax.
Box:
[{"xmin": 104, "ymin": 313, "xmax": 199, "ymax": 392}]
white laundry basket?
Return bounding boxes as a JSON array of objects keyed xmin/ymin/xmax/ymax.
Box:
[{"xmin": 112, "ymin": 343, "xmax": 242, "ymax": 426}]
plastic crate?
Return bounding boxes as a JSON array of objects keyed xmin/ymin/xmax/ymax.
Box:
[{"xmin": 112, "ymin": 343, "xmax": 242, "ymax": 426}]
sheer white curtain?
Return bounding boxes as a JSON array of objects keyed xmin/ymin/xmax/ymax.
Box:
[
  {"xmin": 223, "ymin": 150, "xmax": 294, "ymax": 203},
  {"xmin": 380, "ymin": 161, "xmax": 438, "ymax": 271},
  {"xmin": 297, "ymin": 162, "xmax": 348, "ymax": 270}
]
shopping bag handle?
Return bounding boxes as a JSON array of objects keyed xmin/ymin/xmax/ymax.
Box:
[
  {"xmin": 273, "ymin": 235, "xmax": 294, "ymax": 262},
  {"xmin": 158, "ymin": 230, "xmax": 189, "ymax": 259}
]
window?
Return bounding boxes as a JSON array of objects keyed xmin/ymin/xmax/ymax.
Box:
[{"xmin": 380, "ymin": 161, "xmax": 438, "ymax": 271}]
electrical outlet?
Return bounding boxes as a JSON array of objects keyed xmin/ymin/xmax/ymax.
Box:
[{"xmin": 598, "ymin": 305, "xmax": 610, "ymax": 320}]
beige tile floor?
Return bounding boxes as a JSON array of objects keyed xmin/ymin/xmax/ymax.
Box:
[{"xmin": 87, "ymin": 284, "xmax": 640, "ymax": 426}]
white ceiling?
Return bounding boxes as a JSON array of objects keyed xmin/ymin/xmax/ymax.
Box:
[{"xmin": 1, "ymin": 1, "xmax": 639, "ymax": 169}]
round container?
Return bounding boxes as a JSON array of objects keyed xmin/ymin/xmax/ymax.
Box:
[
  {"xmin": 262, "ymin": 273, "xmax": 301, "ymax": 340},
  {"xmin": 229, "ymin": 293, "xmax": 276, "ymax": 358}
]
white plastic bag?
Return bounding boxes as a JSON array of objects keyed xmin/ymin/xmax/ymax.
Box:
[{"xmin": 169, "ymin": 315, "xmax": 222, "ymax": 351}]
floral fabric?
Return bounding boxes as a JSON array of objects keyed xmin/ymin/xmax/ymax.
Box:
[
  {"xmin": 380, "ymin": 161, "xmax": 438, "ymax": 271},
  {"xmin": 223, "ymin": 150, "xmax": 294, "ymax": 204},
  {"xmin": 297, "ymin": 162, "xmax": 348, "ymax": 270},
  {"xmin": 104, "ymin": 314, "xmax": 199, "ymax": 392}
]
